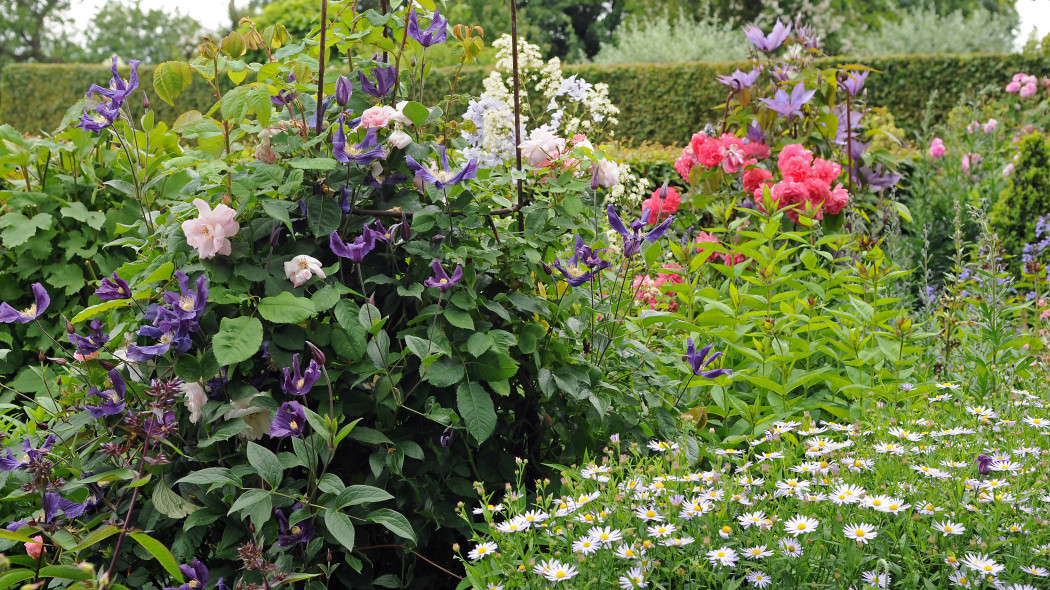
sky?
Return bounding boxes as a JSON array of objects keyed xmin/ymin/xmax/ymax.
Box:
[{"xmin": 66, "ymin": 0, "xmax": 1050, "ymax": 47}]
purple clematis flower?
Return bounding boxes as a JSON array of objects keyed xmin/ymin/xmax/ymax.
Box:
[
  {"xmin": 976, "ymin": 454, "xmax": 994, "ymax": 476},
  {"xmin": 271, "ymin": 73, "xmax": 298, "ymax": 106},
  {"xmin": 282, "ymin": 354, "xmax": 322, "ymax": 396},
  {"xmin": 164, "ymin": 559, "xmax": 208, "ymax": 590},
  {"xmin": 406, "ymin": 146, "xmax": 479, "ymax": 190},
  {"xmin": 745, "ymin": 19, "xmax": 792, "ymax": 52},
  {"xmin": 717, "ymin": 67, "xmax": 762, "ymax": 90},
  {"xmin": 86, "ymin": 370, "xmax": 126, "ymax": 418},
  {"xmin": 552, "ymin": 253, "xmax": 597, "ymax": 287},
  {"xmin": 685, "ymin": 338, "xmax": 732, "ymax": 379},
  {"xmin": 275, "ymin": 507, "xmax": 316, "ymax": 547},
  {"xmin": 407, "ymin": 10, "xmax": 449, "ymax": 47},
  {"xmin": 333, "ymin": 116, "xmax": 387, "ymax": 165},
  {"xmin": 270, "ymin": 401, "xmax": 306, "ymax": 438},
  {"xmin": 161, "ymin": 272, "xmax": 208, "ymax": 333},
  {"xmin": 43, "ymin": 492, "xmax": 90, "ymax": 522},
  {"xmin": 68, "ymin": 320, "xmax": 109, "ymax": 359},
  {"xmin": 424, "ymin": 260, "xmax": 463, "ymax": 292},
  {"xmin": 0, "ymin": 283, "xmax": 50, "ymax": 324},
  {"xmin": 77, "ymin": 100, "xmax": 121, "ymax": 133},
  {"xmin": 86, "ymin": 56, "xmax": 141, "ymax": 105},
  {"xmin": 607, "ymin": 205, "xmax": 674, "ymax": 257},
  {"xmin": 373, "ymin": 220, "xmax": 400, "ymax": 244},
  {"xmin": 335, "ymin": 75, "xmax": 353, "ymax": 107},
  {"xmin": 358, "ymin": 66, "xmax": 397, "ymax": 98},
  {"xmin": 440, "ymin": 426, "xmax": 454, "ymax": 447},
  {"xmin": 840, "ymin": 71, "xmax": 869, "ymax": 96},
  {"xmin": 759, "ymin": 81, "xmax": 815, "ymax": 119},
  {"xmin": 574, "ymin": 235, "xmax": 610, "ymax": 271},
  {"xmin": 330, "ymin": 226, "xmax": 377, "ymax": 263},
  {"xmin": 126, "ymin": 307, "xmax": 192, "ymax": 362},
  {"xmin": 746, "ymin": 121, "xmax": 767, "ymax": 145},
  {"xmin": 0, "ymin": 435, "xmax": 57, "ymax": 472},
  {"xmin": 858, "ymin": 164, "xmax": 902, "ymax": 191},
  {"xmin": 95, "ymin": 272, "xmax": 132, "ymax": 300}
]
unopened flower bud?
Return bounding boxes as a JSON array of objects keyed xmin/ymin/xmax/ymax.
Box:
[
  {"xmin": 335, "ymin": 75, "xmax": 353, "ymax": 107},
  {"xmin": 65, "ymin": 320, "xmax": 75, "ymax": 334},
  {"xmin": 305, "ymin": 340, "xmax": 326, "ymax": 366},
  {"xmin": 97, "ymin": 359, "xmax": 116, "ymax": 370},
  {"xmin": 142, "ymin": 93, "xmax": 150, "ymax": 110}
]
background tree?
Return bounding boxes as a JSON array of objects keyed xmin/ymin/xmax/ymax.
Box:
[
  {"xmin": 81, "ymin": 0, "xmax": 203, "ymax": 64},
  {"xmin": 0, "ymin": 0, "xmax": 74, "ymax": 64}
]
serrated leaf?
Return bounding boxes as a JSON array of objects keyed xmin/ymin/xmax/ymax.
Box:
[
  {"xmin": 258, "ymin": 292, "xmax": 315, "ymax": 323},
  {"xmin": 0, "ymin": 212, "xmax": 51, "ymax": 248},
  {"xmin": 425, "ymin": 357, "xmax": 464, "ymax": 387},
  {"xmin": 153, "ymin": 61, "xmax": 193, "ymax": 107},
  {"xmin": 213, "ymin": 317, "xmax": 263, "ymax": 366},
  {"xmin": 60, "ymin": 202, "xmax": 105, "ymax": 230},
  {"xmin": 151, "ymin": 482, "xmax": 200, "ymax": 519},
  {"xmin": 465, "ymin": 332, "xmax": 494, "ymax": 357},
  {"xmin": 175, "ymin": 467, "xmax": 241, "ymax": 487},
  {"xmin": 456, "ymin": 381, "xmax": 496, "ymax": 443}
]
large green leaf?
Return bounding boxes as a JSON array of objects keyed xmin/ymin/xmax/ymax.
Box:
[
  {"xmin": 151, "ymin": 482, "xmax": 200, "ymax": 519},
  {"xmin": 366, "ymin": 508, "xmax": 417, "ymax": 544},
  {"xmin": 335, "ymin": 485, "xmax": 394, "ymax": 508},
  {"xmin": 456, "ymin": 382, "xmax": 496, "ymax": 443},
  {"xmin": 324, "ymin": 509, "xmax": 356, "ymax": 551},
  {"xmin": 153, "ymin": 61, "xmax": 193, "ymax": 106},
  {"xmin": 213, "ymin": 317, "xmax": 263, "ymax": 366},
  {"xmin": 129, "ymin": 532, "xmax": 184, "ymax": 583},
  {"xmin": 247, "ymin": 442, "xmax": 283, "ymax": 488},
  {"xmin": 258, "ymin": 292, "xmax": 316, "ymax": 324}
]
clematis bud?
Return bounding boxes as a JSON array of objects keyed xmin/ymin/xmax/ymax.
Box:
[
  {"xmin": 305, "ymin": 340, "xmax": 326, "ymax": 366},
  {"xmin": 335, "ymin": 75, "xmax": 352, "ymax": 107},
  {"xmin": 97, "ymin": 359, "xmax": 116, "ymax": 370},
  {"xmin": 400, "ymin": 211, "xmax": 411, "ymax": 241},
  {"xmin": 440, "ymin": 426, "xmax": 454, "ymax": 447},
  {"xmin": 65, "ymin": 319, "xmax": 75, "ymax": 334}
]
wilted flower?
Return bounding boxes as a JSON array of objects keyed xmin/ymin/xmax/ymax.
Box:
[
  {"xmin": 181, "ymin": 381, "xmax": 208, "ymax": 424},
  {"xmin": 284, "ymin": 255, "xmax": 326, "ymax": 287},
  {"xmin": 270, "ymin": 401, "xmax": 307, "ymax": 438},
  {"xmin": 181, "ymin": 198, "xmax": 239, "ymax": 259},
  {"xmin": 425, "ymin": 260, "xmax": 463, "ymax": 292},
  {"xmin": 407, "ymin": 9, "xmax": 449, "ymax": 47},
  {"xmin": 0, "ymin": 283, "xmax": 50, "ymax": 324}
]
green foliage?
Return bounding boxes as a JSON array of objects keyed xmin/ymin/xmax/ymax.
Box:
[
  {"xmin": 590, "ymin": 8, "xmax": 751, "ymax": 65},
  {"xmin": 80, "ymin": 0, "xmax": 204, "ymax": 64},
  {"xmin": 0, "ymin": 0, "xmax": 73, "ymax": 64},
  {"xmin": 990, "ymin": 133, "xmax": 1050, "ymax": 260},
  {"xmin": 843, "ymin": 4, "xmax": 1016, "ymax": 56}
]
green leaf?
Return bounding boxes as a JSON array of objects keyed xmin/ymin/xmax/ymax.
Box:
[
  {"xmin": 517, "ymin": 323, "xmax": 544, "ymax": 354},
  {"xmin": 261, "ymin": 199, "xmax": 294, "ymax": 224},
  {"xmin": 213, "ymin": 317, "xmax": 263, "ymax": 366},
  {"xmin": 153, "ymin": 61, "xmax": 194, "ymax": 106},
  {"xmin": 456, "ymin": 381, "xmax": 496, "ymax": 443},
  {"xmin": 465, "ymin": 332, "xmax": 494, "ymax": 357},
  {"xmin": 248, "ymin": 86, "xmax": 273, "ymax": 127},
  {"xmin": 38, "ymin": 565, "xmax": 92, "ymax": 581},
  {"xmin": 290, "ymin": 157, "xmax": 338, "ymax": 170},
  {"xmin": 175, "ymin": 467, "xmax": 241, "ymax": 487},
  {"xmin": 303, "ymin": 195, "xmax": 342, "ymax": 236},
  {"xmin": 228, "ymin": 488, "xmax": 270, "ymax": 515},
  {"xmin": 141, "ymin": 262, "xmax": 176, "ymax": 284},
  {"xmin": 60, "ymin": 202, "xmax": 105, "ymax": 230},
  {"xmin": 401, "ymin": 101, "xmax": 429, "ymax": 127},
  {"xmin": 221, "ymin": 84, "xmax": 252, "ymax": 122},
  {"xmin": 366, "ymin": 508, "xmax": 417, "ymax": 544},
  {"xmin": 258, "ymin": 292, "xmax": 316, "ymax": 324},
  {"xmin": 0, "ymin": 212, "xmax": 51, "ymax": 248},
  {"xmin": 425, "ymin": 357, "xmax": 464, "ymax": 387},
  {"xmin": 151, "ymin": 482, "xmax": 200, "ymax": 519},
  {"xmin": 335, "ymin": 485, "xmax": 394, "ymax": 508},
  {"xmin": 443, "ymin": 308, "xmax": 474, "ymax": 330},
  {"xmin": 324, "ymin": 509, "xmax": 356, "ymax": 551},
  {"xmin": 129, "ymin": 532, "xmax": 184, "ymax": 583},
  {"xmin": 0, "ymin": 570, "xmax": 34, "ymax": 588},
  {"xmin": 247, "ymin": 442, "xmax": 283, "ymax": 488},
  {"xmin": 71, "ymin": 525, "xmax": 120, "ymax": 552}
]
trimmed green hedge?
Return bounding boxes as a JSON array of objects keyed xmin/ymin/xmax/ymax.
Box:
[{"xmin": 5, "ymin": 53, "xmax": 1050, "ymax": 143}]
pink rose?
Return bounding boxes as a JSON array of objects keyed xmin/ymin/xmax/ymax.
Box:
[
  {"xmin": 720, "ymin": 135, "xmax": 751, "ymax": 174},
  {"xmin": 779, "ymin": 156, "xmax": 811, "ymax": 183},
  {"xmin": 744, "ymin": 142, "xmax": 771, "ymax": 160},
  {"xmin": 928, "ymin": 138, "xmax": 946, "ymax": 159},
  {"xmin": 26, "ymin": 536, "xmax": 43, "ymax": 559},
  {"xmin": 359, "ymin": 105, "xmax": 408, "ymax": 129},
  {"xmin": 182, "ymin": 198, "xmax": 239, "ymax": 259},
  {"xmin": 769, "ymin": 181, "xmax": 809, "ymax": 221},
  {"xmin": 825, "ymin": 184, "xmax": 850, "ymax": 215},
  {"xmin": 1020, "ymin": 83, "xmax": 1038, "ymax": 98},
  {"xmin": 742, "ymin": 167, "xmax": 773, "ymax": 195},
  {"xmin": 1006, "ymin": 81, "xmax": 1021, "ymax": 93},
  {"xmin": 675, "ymin": 147, "xmax": 698, "ymax": 180},
  {"xmin": 519, "ymin": 126, "xmax": 565, "ymax": 169},
  {"xmin": 811, "ymin": 158, "xmax": 842, "ymax": 185},
  {"xmin": 778, "ymin": 143, "xmax": 813, "ymax": 166},
  {"xmin": 982, "ymin": 119, "xmax": 998, "ymax": 133},
  {"xmin": 966, "ymin": 121, "xmax": 980, "ymax": 133},
  {"xmin": 692, "ymin": 135, "xmax": 726, "ymax": 168}
]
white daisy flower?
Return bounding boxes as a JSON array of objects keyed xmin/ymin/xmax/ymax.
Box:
[
  {"xmin": 778, "ymin": 538, "xmax": 804, "ymax": 557},
  {"xmin": 743, "ymin": 545, "xmax": 774, "ymax": 559},
  {"xmin": 960, "ymin": 553, "xmax": 1004, "ymax": 576},
  {"xmin": 843, "ymin": 523, "xmax": 877, "ymax": 544},
  {"xmin": 534, "ymin": 559, "xmax": 579, "ymax": 583},
  {"xmin": 706, "ymin": 546, "xmax": 739, "ymax": 567},
  {"xmin": 861, "ymin": 570, "xmax": 891, "ymax": 588},
  {"xmin": 467, "ymin": 541, "xmax": 497, "ymax": 561},
  {"xmin": 618, "ymin": 567, "xmax": 647, "ymax": 589},
  {"xmin": 746, "ymin": 571, "xmax": 772, "ymax": 588},
  {"xmin": 783, "ymin": 515, "xmax": 819, "ymax": 536}
]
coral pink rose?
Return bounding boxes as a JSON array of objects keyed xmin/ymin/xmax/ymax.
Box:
[
  {"xmin": 641, "ymin": 187, "xmax": 681, "ymax": 224},
  {"xmin": 811, "ymin": 158, "xmax": 842, "ymax": 185},
  {"xmin": 744, "ymin": 142, "xmax": 771, "ymax": 160},
  {"xmin": 768, "ymin": 181, "xmax": 809, "ymax": 220},
  {"xmin": 742, "ymin": 167, "xmax": 773, "ymax": 195},
  {"xmin": 803, "ymin": 178, "xmax": 831, "ymax": 218},
  {"xmin": 928, "ymin": 137, "xmax": 946, "ymax": 159},
  {"xmin": 26, "ymin": 536, "xmax": 43, "ymax": 559},
  {"xmin": 182, "ymin": 198, "xmax": 239, "ymax": 259},
  {"xmin": 719, "ymin": 135, "xmax": 751, "ymax": 173},
  {"xmin": 779, "ymin": 156, "xmax": 811, "ymax": 183},
  {"xmin": 825, "ymin": 184, "xmax": 850, "ymax": 215},
  {"xmin": 692, "ymin": 134, "xmax": 726, "ymax": 168},
  {"xmin": 778, "ymin": 143, "xmax": 813, "ymax": 166},
  {"xmin": 519, "ymin": 126, "xmax": 566, "ymax": 168},
  {"xmin": 675, "ymin": 147, "xmax": 698, "ymax": 180}
]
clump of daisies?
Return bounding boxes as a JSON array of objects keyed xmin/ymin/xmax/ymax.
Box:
[{"xmin": 455, "ymin": 382, "xmax": 1050, "ymax": 589}]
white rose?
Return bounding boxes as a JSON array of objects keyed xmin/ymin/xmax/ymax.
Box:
[
  {"xmin": 388, "ymin": 129, "xmax": 413, "ymax": 149},
  {"xmin": 591, "ymin": 158, "xmax": 620, "ymax": 188},
  {"xmin": 284, "ymin": 255, "xmax": 326, "ymax": 287},
  {"xmin": 224, "ymin": 394, "xmax": 270, "ymax": 440}
]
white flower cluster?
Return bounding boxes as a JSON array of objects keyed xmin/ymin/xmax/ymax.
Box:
[
  {"xmin": 461, "ymin": 34, "xmax": 620, "ymax": 168},
  {"xmin": 607, "ymin": 162, "xmax": 650, "ymax": 208}
]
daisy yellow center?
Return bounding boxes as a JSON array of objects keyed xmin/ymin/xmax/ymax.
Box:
[
  {"xmin": 477, "ymin": 547, "xmax": 487, "ymax": 554},
  {"xmin": 872, "ymin": 500, "xmax": 882, "ymax": 506},
  {"xmin": 944, "ymin": 526, "xmax": 953, "ymax": 532},
  {"xmin": 625, "ymin": 549, "xmax": 635, "ymax": 556},
  {"xmin": 984, "ymin": 565, "xmax": 993, "ymax": 572},
  {"xmin": 717, "ymin": 551, "xmax": 726, "ymax": 557},
  {"xmin": 889, "ymin": 504, "xmax": 899, "ymax": 510},
  {"xmin": 721, "ymin": 526, "xmax": 731, "ymax": 533},
  {"xmin": 555, "ymin": 571, "xmax": 566, "ymax": 579},
  {"xmin": 797, "ymin": 523, "xmax": 806, "ymax": 530},
  {"xmin": 646, "ymin": 510, "xmax": 656, "ymax": 518},
  {"xmin": 855, "ymin": 529, "xmax": 866, "ymax": 536}
]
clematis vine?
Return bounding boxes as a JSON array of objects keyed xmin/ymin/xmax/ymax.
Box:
[
  {"xmin": 282, "ymin": 354, "xmax": 322, "ymax": 397},
  {"xmin": 0, "ymin": 283, "xmax": 50, "ymax": 324},
  {"xmin": 85, "ymin": 370, "xmax": 126, "ymax": 418},
  {"xmin": 275, "ymin": 506, "xmax": 315, "ymax": 547},
  {"xmin": 270, "ymin": 401, "xmax": 306, "ymax": 438},
  {"xmin": 330, "ymin": 226, "xmax": 377, "ymax": 263},
  {"xmin": 745, "ymin": 19, "xmax": 791, "ymax": 52},
  {"xmin": 685, "ymin": 338, "xmax": 732, "ymax": 379},
  {"xmin": 0, "ymin": 435, "xmax": 57, "ymax": 472},
  {"xmin": 333, "ymin": 117, "xmax": 387, "ymax": 165},
  {"xmin": 553, "ymin": 249, "xmax": 598, "ymax": 287},
  {"xmin": 76, "ymin": 56, "xmax": 141, "ymax": 132},
  {"xmin": 607, "ymin": 205, "xmax": 674, "ymax": 257},
  {"xmin": 425, "ymin": 260, "xmax": 463, "ymax": 293},
  {"xmin": 358, "ymin": 65, "xmax": 397, "ymax": 98},
  {"xmin": 95, "ymin": 272, "xmax": 132, "ymax": 300},
  {"xmin": 759, "ymin": 81, "xmax": 815, "ymax": 119},
  {"xmin": 406, "ymin": 146, "xmax": 479, "ymax": 190},
  {"xmin": 68, "ymin": 320, "xmax": 109, "ymax": 361},
  {"xmin": 407, "ymin": 10, "xmax": 449, "ymax": 47}
]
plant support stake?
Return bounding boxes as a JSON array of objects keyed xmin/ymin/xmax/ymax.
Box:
[
  {"xmin": 510, "ymin": 0, "xmax": 525, "ymax": 232},
  {"xmin": 316, "ymin": 0, "xmax": 328, "ymax": 135}
]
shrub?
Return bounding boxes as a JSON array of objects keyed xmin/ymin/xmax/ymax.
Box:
[
  {"xmin": 991, "ymin": 133, "xmax": 1050, "ymax": 261},
  {"xmin": 844, "ymin": 4, "xmax": 1017, "ymax": 56},
  {"xmin": 590, "ymin": 9, "xmax": 750, "ymax": 65}
]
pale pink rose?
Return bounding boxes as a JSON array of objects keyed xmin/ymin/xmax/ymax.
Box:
[
  {"xmin": 928, "ymin": 138, "xmax": 946, "ymax": 159},
  {"xmin": 388, "ymin": 129, "xmax": 412, "ymax": 149},
  {"xmin": 284, "ymin": 254, "xmax": 326, "ymax": 287},
  {"xmin": 182, "ymin": 198, "xmax": 239, "ymax": 259},
  {"xmin": 1020, "ymin": 83, "xmax": 1038, "ymax": 98},
  {"xmin": 519, "ymin": 126, "xmax": 565, "ymax": 168},
  {"xmin": 982, "ymin": 119, "xmax": 998, "ymax": 133},
  {"xmin": 961, "ymin": 153, "xmax": 981, "ymax": 172},
  {"xmin": 1002, "ymin": 163, "xmax": 1015, "ymax": 177},
  {"xmin": 1005, "ymin": 81, "xmax": 1021, "ymax": 93},
  {"xmin": 181, "ymin": 381, "xmax": 208, "ymax": 424},
  {"xmin": 359, "ymin": 105, "xmax": 408, "ymax": 129},
  {"xmin": 590, "ymin": 159, "xmax": 620, "ymax": 188},
  {"xmin": 26, "ymin": 536, "xmax": 43, "ymax": 559},
  {"xmin": 966, "ymin": 120, "xmax": 980, "ymax": 133}
]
